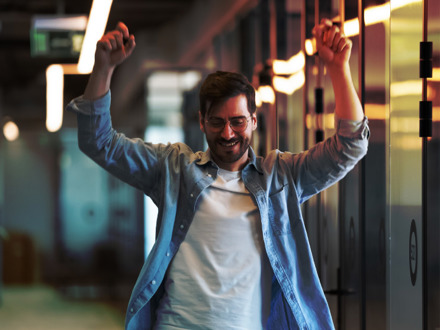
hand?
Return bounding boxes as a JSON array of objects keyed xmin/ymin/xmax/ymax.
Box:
[
  {"xmin": 312, "ymin": 18, "xmax": 352, "ymax": 69},
  {"xmin": 94, "ymin": 22, "xmax": 136, "ymax": 72}
]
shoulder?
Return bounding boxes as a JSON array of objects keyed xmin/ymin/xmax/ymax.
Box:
[
  {"xmin": 261, "ymin": 149, "xmax": 298, "ymax": 165},
  {"xmin": 160, "ymin": 142, "xmax": 205, "ymax": 164},
  {"xmin": 257, "ymin": 149, "xmax": 300, "ymax": 175}
]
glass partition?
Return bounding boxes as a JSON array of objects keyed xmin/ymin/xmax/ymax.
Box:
[
  {"xmin": 388, "ymin": 1, "xmax": 423, "ymax": 329},
  {"xmin": 363, "ymin": 0, "xmax": 388, "ymax": 329},
  {"xmin": 426, "ymin": 0, "xmax": 440, "ymax": 328}
]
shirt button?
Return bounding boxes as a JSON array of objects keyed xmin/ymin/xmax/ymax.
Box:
[
  {"xmin": 166, "ymin": 252, "xmax": 170, "ymax": 257},
  {"xmin": 190, "ymin": 193, "xmax": 194, "ymax": 198},
  {"xmin": 130, "ymin": 308, "xmax": 134, "ymax": 313},
  {"xmin": 180, "ymin": 224, "xmax": 185, "ymax": 230},
  {"xmin": 151, "ymin": 280, "xmax": 156, "ymax": 285}
]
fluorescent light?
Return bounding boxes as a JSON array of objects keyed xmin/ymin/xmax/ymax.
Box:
[
  {"xmin": 255, "ymin": 90, "xmax": 263, "ymax": 107},
  {"xmin": 305, "ymin": 39, "xmax": 316, "ymax": 56},
  {"xmin": 273, "ymin": 51, "xmax": 305, "ymax": 75},
  {"xmin": 46, "ymin": 64, "xmax": 64, "ymax": 132},
  {"xmin": 343, "ymin": 19, "xmax": 360, "ymax": 37},
  {"xmin": 344, "ymin": 3, "xmax": 390, "ymax": 37},
  {"xmin": 78, "ymin": 0, "xmax": 113, "ymax": 74},
  {"xmin": 346, "ymin": 0, "xmax": 422, "ymax": 35},
  {"xmin": 257, "ymin": 86, "xmax": 276, "ymax": 104},
  {"xmin": 365, "ymin": 3, "xmax": 391, "ymax": 25},
  {"xmin": 273, "ymin": 70, "xmax": 305, "ymax": 95},
  {"xmin": 3, "ymin": 120, "xmax": 19, "ymax": 141},
  {"xmin": 61, "ymin": 63, "xmax": 81, "ymax": 75},
  {"xmin": 390, "ymin": 80, "xmax": 422, "ymax": 97},
  {"xmin": 44, "ymin": 1, "xmax": 113, "ymax": 132},
  {"xmin": 305, "ymin": 0, "xmax": 422, "ymax": 49}
]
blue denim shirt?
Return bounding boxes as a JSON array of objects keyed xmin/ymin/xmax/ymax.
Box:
[{"xmin": 67, "ymin": 91, "xmax": 369, "ymax": 330}]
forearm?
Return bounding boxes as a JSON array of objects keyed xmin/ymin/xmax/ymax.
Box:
[
  {"xmin": 83, "ymin": 22, "xmax": 136, "ymax": 100},
  {"xmin": 83, "ymin": 66, "xmax": 115, "ymax": 101},
  {"xmin": 328, "ymin": 63, "xmax": 364, "ymax": 121}
]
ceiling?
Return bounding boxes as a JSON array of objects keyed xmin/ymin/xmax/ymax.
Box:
[{"xmin": 0, "ymin": 0, "xmax": 196, "ymax": 130}]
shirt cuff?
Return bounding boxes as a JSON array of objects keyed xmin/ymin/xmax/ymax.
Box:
[
  {"xmin": 335, "ymin": 116, "xmax": 370, "ymax": 140},
  {"xmin": 66, "ymin": 90, "xmax": 111, "ymax": 116}
]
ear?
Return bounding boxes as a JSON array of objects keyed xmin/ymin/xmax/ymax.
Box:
[
  {"xmin": 199, "ymin": 111, "xmax": 206, "ymax": 133},
  {"xmin": 251, "ymin": 113, "xmax": 257, "ymax": 131}
]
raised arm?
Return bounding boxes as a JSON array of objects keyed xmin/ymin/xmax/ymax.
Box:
[
  {"xmin": 83, "ymin": 22, "xmax": 136, "ymax": 100},
  {"xmin": 313, "ymin": 18, "xmax": 364, "ymax": 121}
]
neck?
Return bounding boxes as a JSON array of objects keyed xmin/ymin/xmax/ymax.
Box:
[{"xmin": 210, "ymin": 151, "xmax": 249, "ymax": 172}]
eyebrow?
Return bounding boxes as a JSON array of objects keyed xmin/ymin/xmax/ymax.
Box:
[{"xmin": 208, "ymin": 115, "xmax": 248, "ymax": 120}]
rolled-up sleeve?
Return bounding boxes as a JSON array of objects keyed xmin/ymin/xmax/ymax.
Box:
[
  {"xmin": 67, "ymin": 91, "xmax": 115, "ymax": 158},
  {"xmin": 67, "ymin": 91, "xmax": 111, "ymax": 116},
  {"xmin": 335, "ymin": 116, "xmax": 370, "ymax": 140},
  {"xmin": 66, "ymin": 91, "xmax": 167, "ymax": 201},
  {"xmin": 290, "ymin": 116, "xmax": 369, "ymax": 203}
]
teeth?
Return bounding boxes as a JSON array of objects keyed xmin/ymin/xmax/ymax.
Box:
[{"xmin": 222, "ymin": 141, "xmax": 238, "ymax": 147}]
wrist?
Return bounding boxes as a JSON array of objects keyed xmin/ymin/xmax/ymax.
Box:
[
  {"xmin": 327, "ymin": 62, "xmax": 350, "ymax": 75},
  {"xmin": 92, "ymin": 62, "xmax": 115, "ymax": 79},
  {"xmin": 83, "ymin": 67, "xmax": 114, "ymax": 101},
  {"xmin": 327, "ymin": 63, "xmax": 352, "ymax": 86}
]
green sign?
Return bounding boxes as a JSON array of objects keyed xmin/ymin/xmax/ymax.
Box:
[{"xmin": 30, "ymin": 29, "xmax": 85, "ymax": 58}]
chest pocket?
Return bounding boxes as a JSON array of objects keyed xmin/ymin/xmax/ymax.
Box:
[{"xmin": 268, "ymin": 184, "xmax": 293, "ymax": 235}]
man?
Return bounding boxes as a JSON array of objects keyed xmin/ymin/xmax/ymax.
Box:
[{"xmin": 67, "ymin": 18, "xmax": 368, "ymax": 330}]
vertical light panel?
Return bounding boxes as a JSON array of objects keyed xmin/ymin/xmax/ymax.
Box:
[
  {"xmin": 46, "ymin": 64, "xmax": 64, "ymax": 132},
  {"xmin": 78, "ymin": 0, "xmax": 113, "ymax": 74}
]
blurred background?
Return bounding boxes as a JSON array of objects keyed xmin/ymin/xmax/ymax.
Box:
[{"xmin": 0, "ymin": 0, "xmax": 439, "ymax": 329}]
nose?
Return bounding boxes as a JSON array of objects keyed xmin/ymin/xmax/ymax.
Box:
[{"xmin": 220, "ymin": 121, "xmax": 236, "ymax": 140}]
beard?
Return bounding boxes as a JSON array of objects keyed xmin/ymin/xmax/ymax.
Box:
[{"xmin": 207, "ymin": 135, "xmax": 251, "ymax": 167}]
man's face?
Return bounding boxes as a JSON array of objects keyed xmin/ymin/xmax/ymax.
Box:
[{"xmin": 200, "ymin": 94, "xmax": 257, "ymax": 172}]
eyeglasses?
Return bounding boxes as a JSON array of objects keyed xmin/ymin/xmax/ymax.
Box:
[{"xmin": 205, "ymin": 116, "xmax": 251, "ymax": 133}]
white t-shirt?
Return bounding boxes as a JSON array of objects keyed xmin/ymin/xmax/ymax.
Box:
[{"xmin": 154, "ymin": 168, "xmax": 272, "ymax": 330}]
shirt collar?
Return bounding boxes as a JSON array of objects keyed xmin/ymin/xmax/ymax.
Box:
[
  {"xmin": 246, "ymin": 147, "xmax": 263, "ymax": 174},
  {"xmin": 195, "ymin": 150, "xmax": 212, "ymax": 166},
  {"xmin": 195, "ymin": 147, "xmax": 263, "ymax": 174}
]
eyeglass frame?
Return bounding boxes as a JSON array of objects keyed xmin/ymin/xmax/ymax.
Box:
[{"xmin": 204, "ymin": 116, "xmax": 253, "ymax": 133}]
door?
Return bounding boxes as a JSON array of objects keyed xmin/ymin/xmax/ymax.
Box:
[{"xmin": 388, "ymin": 0, "xmax": 426, "ymax": 329}]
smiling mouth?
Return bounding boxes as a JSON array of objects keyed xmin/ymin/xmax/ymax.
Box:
[{"xmin": 219, "ymin": 140, "xmax": 239, "ymax": 147}]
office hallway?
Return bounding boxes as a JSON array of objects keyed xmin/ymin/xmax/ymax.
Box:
[{"xmin": 0, "ymin": 285, "xmax": 125, "ymax": 330}]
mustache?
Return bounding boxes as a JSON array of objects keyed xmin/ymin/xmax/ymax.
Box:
[{"xmin": 217, "ymin": 138, "xmax": 241, "ymax": 143}]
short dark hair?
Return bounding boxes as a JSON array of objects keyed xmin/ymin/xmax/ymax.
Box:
[{"xmin": 199, "ymin": 71, "xmax": 256, "ymax": 119}]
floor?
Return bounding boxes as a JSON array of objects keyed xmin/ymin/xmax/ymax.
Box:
[{"xmin": 0, "ymin": 285, "xmax": 125, "ymax": 330}]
